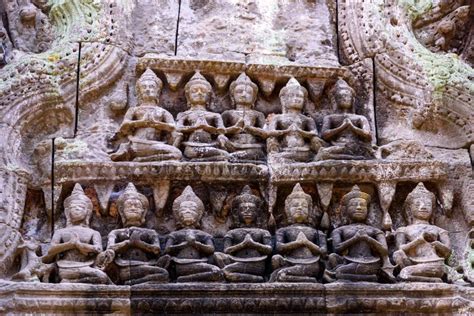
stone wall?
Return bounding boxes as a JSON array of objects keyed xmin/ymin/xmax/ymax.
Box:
[{"xmin": 0, "ymin": 0, "xmax": 472, "ymax": 314}]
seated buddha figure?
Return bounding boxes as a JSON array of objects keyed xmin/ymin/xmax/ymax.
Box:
[
  {"xmin": 176, "ymin": 72, "xmax": 229, "ymax": 161},
  {"xmin": 214, "ymin": 186, "xmax": 272, "ymax": 282},
  {"xmin": 165, "ymin": 186, "xmax": 223, "ymax": 282},
  {"xmin": 104, "ymin": 183, "xmax": 169, "ymax": 285},
  {"xmin": 42, "ymin": 184, "xmax": 110, "ymax": 284},
  {"xmin": 221, "ymin": 73, "xmax": 267, "ymax": 163},
  {"xmin": 110, "ymin": 68, "xmax": 182, "ymax": 162},
  {"xmin": 270, "ymin": 183, "xmax": 327, "ymax": 282},
  {"xmin": 266, "ymin": 78, "xmax": 323, "ymax": 163},
  {"xmin": 326, "ymin": 185, "xmax": 393, "ymax": 282},
  {"xmin": 316, "ymin": 78, "xmax": 375, "ymax": 160},
  {"xmin": 394, "ymin": 183, "xmax": 452, "ymax": 282}
]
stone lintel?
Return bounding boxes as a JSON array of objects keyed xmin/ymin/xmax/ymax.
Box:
[{"xmin": 0, "ymin": 282, "xmax": 471, "ymax": 314}]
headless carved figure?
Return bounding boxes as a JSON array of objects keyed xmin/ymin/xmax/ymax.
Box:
[
  {"xmin": 12, "ymin": 239, "xmax": 53, "ymax": 282},
  {"xmin": 267, "ymin": 78, "xmax": 322, "ymax": 163},
  {"xmin": 165, "ymin": 186, "xmax": 223, "ymax": 282},
  {"xmin": 270, "ymin": 184, "xmax": 327, "ymax": 282},
  {"xmin": 394, "ymin": 183, "xmax": 451, "ymax": 282},
  {"xmin": 110, "ymin": 68, "xmax": 182, "ymax": 162},
  {"xmin": 214, "ymin": 186, "xmax": 272, "ymax": 282},
  {"xmin": 316, "ymin": 78, "xmax": 374, "ymax": 160}
]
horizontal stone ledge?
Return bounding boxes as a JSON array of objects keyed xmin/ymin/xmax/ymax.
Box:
[
  {"xmin": 0, "ymin": 281, "xmax": 472, "ymax": 314},
  {"xmin": 54, "ymin": 161, "xmax": 269, "ymax": 183},
  {"xmin": 53, "ymin": 159, "xmax": 448, "ymax": 184},
  {"xmin": 137, "ymin": 55, "xmax": 352, "ymax": 81},
  {"xmin": 270, "ymin": 160, "xmax": 448, "ymax": 183}
]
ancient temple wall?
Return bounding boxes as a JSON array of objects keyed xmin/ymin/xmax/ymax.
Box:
[{"xmin": 0, "ymin": 0, "xmax": 472, "ymax": 314}]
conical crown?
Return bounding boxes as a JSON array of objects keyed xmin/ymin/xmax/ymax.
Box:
[
  {"xmin": 334, "ymin": 78, "xmax": 354, "ymax": 94},
  {"xmin": 279, "ymin": 77, "xmax": 308, "ymax": 98},
  {"xmin": 233, "ymin": 185, "xmax": 261, "ymax": 208},
  {"xmin": 230, "ymin": 72, "xmax": 258, "ymax": 95},
  {"xmin": 341, "ymin": 185, "xmax": 371, "ymax": 206},
  {"xmin": 116, "ymin": 183, "xmax": 149, "ymax": 213},
  {"xmin": 172, "ymin": 186, "xmax": 205, "ymax": 219},
  {"xmin": 64, "ymin": 183, "xmax": 93, "ymax": 210},
  {"xmin": 405, "ymin": 182, "xmax": 435, "ymax": 208},
  {"xmin": 185, "ymin": 71, "xmax": 212, "ymax": 92},
  {"xmin": 137, "ymin": 68, "xmax": 163, "ymax": 89},
  {"xmin": 285, "ymin": 183, "xmax": 312, "ymax": 208}
]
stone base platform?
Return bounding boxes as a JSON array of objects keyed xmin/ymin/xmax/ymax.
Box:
[{"xmin": 0, "ymin": 282, "xmax": 472, "ymax": 314}]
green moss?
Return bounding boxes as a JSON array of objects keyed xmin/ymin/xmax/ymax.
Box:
[
  {"xmin": 399, "ymin": 0, "xmax": 433, "ymax": 19},
  {"xmin": 397, "ymin": 0, "xmax": 474, "ymax": 95}
]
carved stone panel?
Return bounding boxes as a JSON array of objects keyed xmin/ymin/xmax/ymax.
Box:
[{"xmin": 0, "ymin": 0, "xmax": 472, "ymax": 314}]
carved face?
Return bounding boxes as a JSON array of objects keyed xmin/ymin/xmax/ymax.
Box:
[
  {"xmin": 238, "ymin": 202, "xmax": 257, "ymax": 226},
  {"xmin": 348, "ymin": 198, "xmax": 368, "ymax": 222},
  {"xmin": 122, "ymin": 198, "xmax": 147, "ymax": 227},
  {"xmin": 178, "ymin": 201, "xmax": 201, "ymax": 227},
  {"xmin": 288, "ymin": 198, "xmax": 310, "ymax": 224},
  {"xmin": 335, "ymin": 88, "xmax": 353, "ymax": 110},
  {"xmin": 411, "ymin": 197, "xmax": 433, "ymax": 221},
  {"xmin": 232, "ymin": 84, "xmax": 256, "ymax": 107},
  {"xmin": 187, "ymin": 83, "xmax": 211, "ymax": 106},
  {"xmin": 438, "ymin": 20, "xmax": 455, "ymax": 35},
  {"xmin": 137, "ymin": 79, "xmax": 160, "ymax": 103},
  {"xmin": 281, "ymin": 88, "xmax": 305, "ymax": 112},
  {"xmin": 65, "ymin": 201, "xmax": 90, "ymax": 225},
  {"xmin": 19, "ymin": 5, "xmax": 37, "ymax": 24}
]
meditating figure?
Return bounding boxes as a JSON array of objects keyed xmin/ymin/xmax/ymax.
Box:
[
  {"xmin": 326, "ymin": 185, "xmax": 394, "ymax": 282},
  {"xmin": 394, "ymin": 183, "xmax": 452, "ymax": 282},
  {"xmin": 165, "ymin": 186, "xmax": 223, "ymax": 282},
  {"xmin": 221, "ymin": 73, "xmax": 267, "ymax": 162},
  {"xmin": 42, "ymin": 184, "xmax": 110, "ymax": 284},
  {"xmin": 214, "ymin": 186, "xmax": 272, "ymax": 282},
  {"xmin": 270, "ymin": 183, "xmax": 327, "ymax": 282},
  {"xmin": 110, "ymin": 68, "xmax": 182, "ymax": 162},
  {"xmin": 266, "ymin": 78, "xmax": 323, "ymax": 163},
  {"xmin": 104, "ymin": 183, "xmax": 169, "ymax": 285},
  {"xmin": 316, "ymin": 78, "xmax": 375, "ymax": 160},
  {"xmin": 176, "ymin": 72, "xmax": 229, "ymax": 161}
]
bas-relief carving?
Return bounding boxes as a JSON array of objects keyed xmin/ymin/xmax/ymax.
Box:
[
  {"xmin": 4, "ymin": 0, "xmax": 53, "ymax": 54},
  {"xmin": 110, "ymin": 68, "xmax": 182, "ymax": 162},
  {"xmin": 316, "ymin": 79, "xmax": 374, "ymax": 161},
  {"xmin": 325, "ymin": 185, "xmax": 394, "ymax": 283},
  {"xmin": 0, "ymin": 0, "xmax": 472, "ymax": 313},
  {"xmin": 339, "ymin": 0, "xmax": 473, "ymax": 148},
  {"xmin": 42, "ymin": 184, "xmax": 111, "ymax": 284},
  {"xmin": 412, "ymin": 1, "xmax": 471, "ymax": 56},
  {"xmin": 165, "ymin": 186, "xmax": 223, "ymax": 282},
  {"xmin": 4, "ymin": 58, "xmax": 472, "ymax": 292},
  {"xmin": 221, "ymin": 73, "xmax": 266, "ymax": 163},
  {"xmin": 394, "ymin": 183, "xmax": 452, "ymax": 283},
  {"xmin": 215, "ymin": 186, "xmax": 271, "ymax": 282},
  {"xmin": 270, "ymin": 184, "xmax": 326, "ymax": 283},
  {"xmin": 177, "ymin": 72, "xmax": 229, "ymax": 162},
  {"xmin": 101, "ymin": 183, "xmax": 169, "ymax": 285},
  {"xmin": 266, "ymin": 78, "xmax": 323, "ymax": 163}
]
